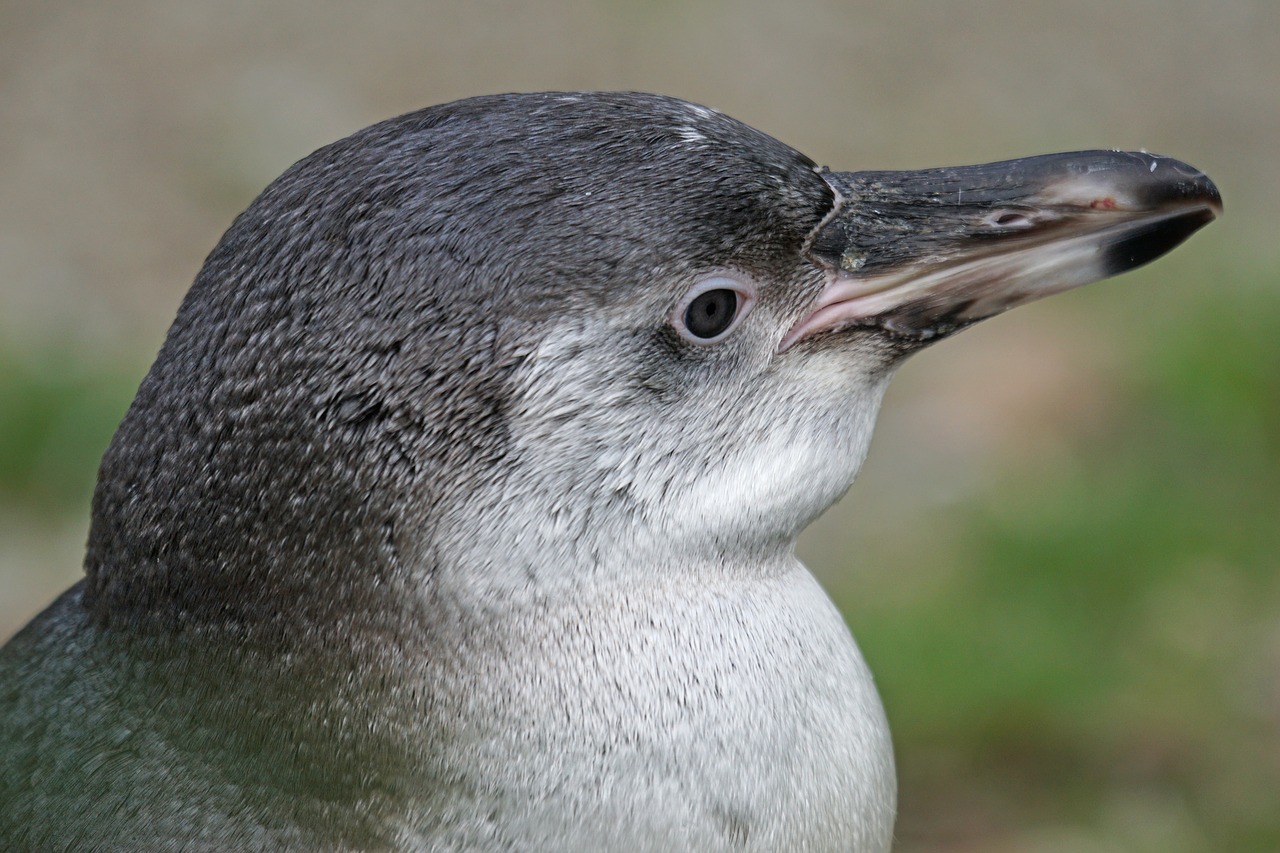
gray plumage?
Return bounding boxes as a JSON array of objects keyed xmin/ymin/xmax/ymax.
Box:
[{"xmin": 0, "ymin": 92, "xmax": 1218, "ymax": 851}]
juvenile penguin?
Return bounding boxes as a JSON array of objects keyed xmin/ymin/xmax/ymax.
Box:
[{"xmin": 0, "ymin": 92, "xmax": 1219, "ymax": 851}]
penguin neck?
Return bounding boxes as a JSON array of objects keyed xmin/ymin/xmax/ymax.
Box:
[
  {"xmin": 430, "ymin": 526, "xmax": 801, "ymax": 613},
  {"xmin": 421, "ymin": 366, "xmax": 893, "ymax": 610}
]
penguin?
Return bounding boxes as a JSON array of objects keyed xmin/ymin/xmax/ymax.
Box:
[{"xmin": 0, "ymin": 92, "xmax": 1219, "ymax": 851}]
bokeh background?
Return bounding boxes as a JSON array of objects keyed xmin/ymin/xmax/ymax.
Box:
[{"xmin": 1, "ymin": 1, "xmax": 1276, "ymax": 850}]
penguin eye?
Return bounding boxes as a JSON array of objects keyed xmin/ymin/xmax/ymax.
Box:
[{"xmin": 673, "ymin": 277, "xmax": 755, "ymax": 344}]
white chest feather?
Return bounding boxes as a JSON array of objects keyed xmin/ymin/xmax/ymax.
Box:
[{"xmin": 402, "ymin": 563, "xmax": 896, "ymax": 852}]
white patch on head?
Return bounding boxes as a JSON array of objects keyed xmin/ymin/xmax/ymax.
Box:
[
  {"xmin": 677, "ymin": 125, "xmax": 707, "ymax": 146},
  {"xmin": 654, "ymin": 350, "xmax": 889, "ymax": 548},
  {"xmin": 434, "ymin": 311, "xmax": 892, "ymax": 601},
  {"xmin": 659, "ymin": 425, "xmax": 846, "ymax": 543}
]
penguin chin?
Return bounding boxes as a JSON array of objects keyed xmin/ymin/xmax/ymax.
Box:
[
  {"xmin": 433, "ymin": 331, "xmax": 891, "ymax": 589},
  {"xmin": 636, "ymin": 363, "xmax": 894, "ymax": 561}
]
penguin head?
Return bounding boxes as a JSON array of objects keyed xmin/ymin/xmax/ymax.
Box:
[{"xmin": 82, "ymin": 92, "xmax": 1218, "ymax": 634}]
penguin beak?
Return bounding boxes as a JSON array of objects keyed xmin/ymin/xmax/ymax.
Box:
[{"xmin": 781, "ymin": 150, "xmax": 1222, "ymax": 350}]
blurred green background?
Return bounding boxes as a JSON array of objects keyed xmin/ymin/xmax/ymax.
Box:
[{"xmin": 1, "ymin": 1, "xmax": 1276, "ymax": 850}]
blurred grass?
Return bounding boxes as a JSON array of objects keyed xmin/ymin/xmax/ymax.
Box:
[
  {"xmin": 0, "ymin": 351, "xmax": 137, "ymax": 511},
  {"xmin": 0, "ymin": 350, "xmax": 138, "ymax": 639}
]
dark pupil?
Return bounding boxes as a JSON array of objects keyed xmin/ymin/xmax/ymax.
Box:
[{"xmin": 684, "ymin": 289, "xmax": 738, "ymax": 339}]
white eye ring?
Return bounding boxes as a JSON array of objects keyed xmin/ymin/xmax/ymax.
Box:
[{"xmin": 671, "ymin": 276, "xmax": 757, "ymax": 344}]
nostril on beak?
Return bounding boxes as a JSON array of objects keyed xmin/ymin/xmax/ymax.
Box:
[{"xmin": 984, "ymin": 210, "xmax": 1037, "ymax": 230}]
